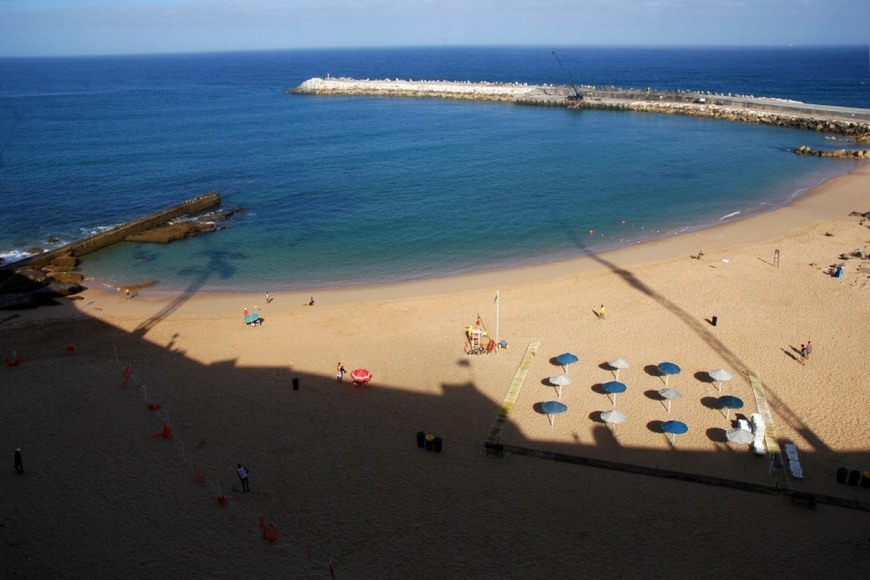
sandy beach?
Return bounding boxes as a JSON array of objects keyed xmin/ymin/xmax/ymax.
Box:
[{"xmin": 2, "ymin": 165, "xmax": 870, "ymax": 578}]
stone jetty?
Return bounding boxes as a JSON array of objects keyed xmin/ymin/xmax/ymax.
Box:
[
  {"xmin": 289, "ymin": 77, "xmax": 561, "ymax": 102},
  {"xmin": 290, "ymin": 77, "xmax": 870, "ymax": 141},
  {"xmin": 0, "ymin": 193, "xmax": 225, "ymax": 309}
]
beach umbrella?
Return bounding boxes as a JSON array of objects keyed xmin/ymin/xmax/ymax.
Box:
[
  {"xmin": 708, "ymin": 368, "xmax": 733, "ymax": 391},
  {"xmin": 555, "ymin": 352, "xmax": 579, "ymax": 372},
  {"xmin": 726, "ymin": 427, "xmax": 753, "ymax": 445},
  {"xmin": 541, "ymin": 401, "xmax": 568, "ymax": 428},
  {"xmin": 602, "ymin": 381, "xmax": 627, "ymax": 408},
  {"xmin": 244, "ymin": 312, "xmax": 261, "ymax": 325},
  {"xmin": 601, "ymin": 409, "xmax": 627, "ymax": 434},
  {"xmin": 607, "ymin": 358, "xmax": 630, "ymax": 380},
  {"xmin": 548, "ymin": 374, "xmax": 572, "ymax": 398},
  {"xmin": 658, "ymin": 387, "xmax": 683, "ymax": 413},
  {"xmin": 718, "ymin": 395, "xmax": 744, "ymax": 421},
  {"xmin": 657, "ymin": 362, "xmax": 681, "ymax": 386},
  {"xmin": 662, "ymin": 420, "xmax": 688, "ymax": 445},
  {"xmin": 349, "ymin": 368, "xmax": 373, "ymax": 384}
]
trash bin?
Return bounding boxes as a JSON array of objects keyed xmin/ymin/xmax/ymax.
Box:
[
  {"xmin": 424, "ymin": 434, "xmax": 434, "ymax": 451},
  {"xmin": 292, "ymin": 377, "xmax": 299, "ymax": 391},
  {"xmin": 434, "ymin": 437, "xmax": 443, "ymax": 453},
  {"xmin": 416, "ymin": 431, "xmax": 425, "ymax": 448},
  {"xmin": 836, "ymin": 467, "xmax": 849, "ymax": 484},
  {"xmin": 711, "ymin": 316, "xmax": 718, "ymax": 327},
  {"xmin": 848, "ymin": 469, "xmax": 861, "ymax": 486}
]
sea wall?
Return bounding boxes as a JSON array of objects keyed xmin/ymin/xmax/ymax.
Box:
[
  {"xmin": 1, "ymin": 193, "xmax": 221, "ymax": 273},
  {"xmin": 0, "ymin": 193, "xmax": 223, "ymax": 308},
  {"xmin": 291, "ymin": 78, "xmax": 870, "ymax": 140},
  {"xmin": 572, "ymin": 95, "xmax": 870, "ymax": 141}
]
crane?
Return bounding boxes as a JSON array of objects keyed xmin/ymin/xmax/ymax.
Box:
[{"xmin": 552, "ymin": 51, "xmax": 583, "ymax": 101}]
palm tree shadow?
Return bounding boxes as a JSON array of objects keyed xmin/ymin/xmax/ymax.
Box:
[
  {"xmin": 549, "ymin": 215, "xmax": 833, "ymax": 455},
  {"xmin": 134, "ymin": 250, "xmax": 242, "ymax": 337}
]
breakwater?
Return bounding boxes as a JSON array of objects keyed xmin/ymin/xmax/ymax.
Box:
[
  {"xmin": 289, "ymin": 77, "xmax": 562, "ymax": 103},
  {"xmin": 2, "ymin": 193, "xmax": 221, "ymax": 273},
  {"xmin": 291, "ymin": 78, "xmax": 870, "ymax": 140}
]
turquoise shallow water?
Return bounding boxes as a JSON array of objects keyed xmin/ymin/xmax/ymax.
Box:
[{"xmin": 0, "ymin": 47, "xmax": 866, "ymax": 292}]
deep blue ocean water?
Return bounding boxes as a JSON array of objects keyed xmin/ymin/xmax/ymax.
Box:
[{"xmin": 0, "ymin": 47, "xmax": 867, "ymax": 292}]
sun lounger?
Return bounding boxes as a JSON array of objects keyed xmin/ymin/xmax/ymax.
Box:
[
  {"xmin": 750, "ymin": 413, "xmax": 766, "ymax": 456},
  {"xmin": 752, "ymin": 438, "xmax": 766, "ymax": 456},
  {"xmin": 737, "ymin": 418, "xmax": 751, "ymax": 432},
  {"xmin": 784, "ymin": 443, "xmax": 799, "ymax": 462}
]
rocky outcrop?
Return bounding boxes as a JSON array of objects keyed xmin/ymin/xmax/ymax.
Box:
[
  {"xmin": 124, "ymin": 206, "xmax": 242, "ymax": 243},
  {"xmin": 125, "ymin": 221, "xmax": 216, "ymax": 243},
  {"xmin": 794, "ymin": 146, "xmax": 870, "ymax": 159},
  {"xmin": 0, "ymin": 267, "xmax": 84, "ymax": 309}
]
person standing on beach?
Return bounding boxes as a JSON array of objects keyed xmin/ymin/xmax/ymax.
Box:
[
  {"xmin": 774, "ymin": 249, "xmax": 780, "ymax": 267},
  {"xmin": 14, "ymin": 448, "xmax": 23, "ymax": 474},
  {"xmin": 805, "ymin": 340, "xmax": 813, "ymax": 362},
  {"xmin": 336, "ymin": 363, "xmax": 346, "ymax": 382},
  {"xmin": 237, "ymin": 464, "xmax": 250, "ymax": 492},
  {"xmin": 799, "ymin": 344, "xmax": 808, "ymax": 366},
  {"xmin": 598, "ymin": 305, "xmax": 606, "ymax": 319}
]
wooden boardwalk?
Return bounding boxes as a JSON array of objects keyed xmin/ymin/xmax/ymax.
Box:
[
  {"xmin": 748, "ymin": 373, "xmax": 791, "ymax": 489},
  {"xmin": 486, "ymin": 341, "xmax": 539, "ymax": 445}
]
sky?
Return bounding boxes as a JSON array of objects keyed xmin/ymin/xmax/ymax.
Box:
[{"xmin": 0, "ymin": 0, "xmax": 867, "ymax": 57}]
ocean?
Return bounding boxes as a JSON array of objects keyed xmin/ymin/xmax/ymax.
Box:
[{"xmin": 0, "ymin": 46, "xmax": 867, "ymax": 293}]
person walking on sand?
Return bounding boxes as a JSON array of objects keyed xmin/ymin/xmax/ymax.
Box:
[
  {"xmin": 805, "ymin": 340, "xmax": 813, "ymax": 362},
  {"xmin": 14, "ymin": 448, "xmax": 23, "ymax": 474},
  {"xmin": 799, "ymin": 344, "xmax": 808, "ymax": 366},
  {"xmin": 598, "ymin": 304, "xmax": 606, "ymax": 319},
  {"xmin": 336, "ymin": 362, "xmax": 346, "ymax": 382},
  {"xmin": 237, "ymin": 464, "xmax": 250, "ymax": 492}
]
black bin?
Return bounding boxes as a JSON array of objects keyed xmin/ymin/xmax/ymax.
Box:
[
  {"xmin": 424, "ymin": 435, "xmax": 434, "ymax": 451},
  {"xmin": 416, "ymin": 431, "xmax": 425, "ymax": 448},
  {"xmin": 292, "ymin": 377, "xmax": 299, "ymax": 391},
  {"xmin": 848, "ymin": 470, "xmax": 861, "ymax": 486},
  {"xmin": 711, "ymin": 316, "xmax": 718, "ymax": 326},
  {"xmin": 434, "ymin": 437, "xmax": 443, "ymax": 453},
  {"xmin": 836, "ymin": 467, "xmax": 848, "ymax": 484}
]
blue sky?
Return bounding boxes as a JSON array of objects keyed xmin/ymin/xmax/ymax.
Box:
[{"xmin": 0, "ymin": 0, "xmax": 867, "ymax": 57}]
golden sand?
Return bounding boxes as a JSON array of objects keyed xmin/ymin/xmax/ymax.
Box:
[{"xmin": 2, "ymin": 166, "xmax": 869, "ymax": 578}]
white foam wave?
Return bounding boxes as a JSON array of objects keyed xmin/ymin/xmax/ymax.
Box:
[
  {"xmin": 718, "ymin": 211, "xmax": 741, "ymax": 221},
  {"xmin": 0, "ymin": 249, "xmax": 38, "ymax": 264}
]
